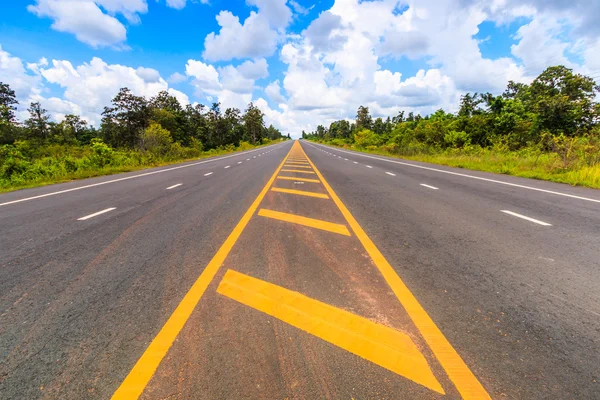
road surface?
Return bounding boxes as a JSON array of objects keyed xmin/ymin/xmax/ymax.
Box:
[{"xmin": 1, "ymin": 140, "xmax": 599, "ymax": 399}]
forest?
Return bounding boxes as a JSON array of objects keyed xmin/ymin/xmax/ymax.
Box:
[
  {"xmin": 303, "ymin": 66, "xmax": 600, "ymax": 188},
  {"xmin": 0, "ymin": 85, "xmax": 289, "ymax": 191}
]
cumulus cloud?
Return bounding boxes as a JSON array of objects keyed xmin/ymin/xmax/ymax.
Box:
[
  {"xmin": 185, "ymin": 58, "xmax": 267, "ymax": 109},
  {"xmin": 27, "ymin": 0, "xmax": 149, "ymax": 47},
  {"xmin": 237, "ymin": 58, "xmax": 269, "ymax": 80},
  {"xmin": 246, "ymin": 0, "xmax": 292, "ymax": 29},
  {"xmin": 303, "ymin": 11, "xmax": 346, "ymax": 51},
  {"xmin": 167, "ymin": 72, "xmax": 187, "ymax": 83},
  {"xmin": 378, "ymin": 30, "xmax": 430, "ymax": 60},
  {"xmin": 203, "ymin": 11, "xmax": 278, "ymax": 61},
  {"xmin": 265, "ymin": 80, "xmax": 285, "ymax": 104}
]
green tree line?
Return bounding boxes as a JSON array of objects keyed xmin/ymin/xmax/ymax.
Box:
[
  {"xmin": 0, "ymin": 84, "xmax": 290, "ymax": 190},
  {"xmin": 303, "ymin": 66, "xmax": 600, "ymax": 187}
]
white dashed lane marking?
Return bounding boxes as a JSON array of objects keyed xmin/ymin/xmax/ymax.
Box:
[
  {"xmin": 78, "ymin": 208, "xmax": 116, "ymax": 221},
  {"xmin": 501, "ymin": 210, "xmax": 552, "ymax": 226},
  {"xmin": 420, "ymin": 184, "xmax": 439, "ymax": 190}
]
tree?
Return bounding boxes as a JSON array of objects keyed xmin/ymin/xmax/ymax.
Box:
[
  {"xmin": 25, "ymin": 102, "xmax": 50, "ymax": 141},
  {"xmin": 101, "ymin": 87, "xmax": 150, "ymax": 148},
  {"xmin": 243, "ymin": 102, "xmax": 265, "ymax": 144},
  {"xmin": 503, "ymin": 81, "xmax": 529, "ymax": 101},
  {"xmin": 356, "ymin": 105, "xmax": 372, "ymax": 131},
  {"xmin": 392, "ymin": 111, "xmax": 405, "ymax": 125},
  {"xmin": 458, "ymin": 93, "xmax": 484, "ymax": 117},
  {"xmin": 529, "ymin": 65, "xmax": 600, "ymax": 136},
  {"xmin": 149, "ymin": 90, "xmax": 184, "ymax": 143},
  {"xmin": 63, "ymin": 114, "xmax": 92, "ymax": 144},
  {"xmin": 373, "ymin": 117, "xmax": 386, "ymax": 136},
  {"xmin": 0, "ymin": 82, "xmax": 19, "ymax": 144}
]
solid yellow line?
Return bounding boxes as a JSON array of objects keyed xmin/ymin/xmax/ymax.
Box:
[
  {"xmin": 111, "ymin": 148, "xmax": 294, "ymax": 400},
  {"xmin": 284, "ymin": 164, "xmax": 312, "ymax": 169},
  {"xmin": 299, "ymin": 143, "xmax": 491, "ymax": 399},
  {"xmin": 271, "ymin": 187, "xmax": 329, "ymax": 199},
  {"xmin": 277, "ymin": 176, "xmax": 321, "ymax": 183},
  {"xmin": 217, "ymin": 270, "xmax": 444, "ymax": 394},
  {"xmin": 280, "ymin": 169, "xmax": 315, "ymax": 174},
  {"xmin": 258, "ymin": 209, "xmax": 350, "ymax": 236}
]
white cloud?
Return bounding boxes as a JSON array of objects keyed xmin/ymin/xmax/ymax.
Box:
[
  {"xmin": 219, "ymin": 65, "xmax": 256, "ymax": 94},
  {"xmin": 265, "ymin": 79, "xmax": 285, "ymax": 103},
  {"xmin": 167, "ymin": 72, "xmax": 187, "ymax": 84},
  {"xmin": 289, "ymin": 0, "xmax": 310, "ymax": 16},
  {"xmin": 27, "ymin": 0, "xmax": 149, "ymax": 47},
  {"xmin": 246, "ymin": 0, "xmax": 292, "ymax": 29},
  {"xmin": 237, "ymin": 58, "xmax": 269, "ymax": 80},
  {"xmin": 136, "ymin": 67, "xmax": 161, "ymax": 83},
  {"xmin": 303, "ymin": 11, "xmax": 346, "ymax": 51},
  {"xmin": 185, "ymin": 59, "xmax": 221, "ymax": 94},
  {"xmin": 203, "ymin": 11, "xmax": 278, "ymax": 61},
  {"xmin": 185, "ymin": 58, "xmax": 268, "ymax": 109}
]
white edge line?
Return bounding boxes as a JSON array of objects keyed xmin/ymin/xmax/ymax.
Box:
[
  {"xmin": 385, "ymin": 172, "xmax": 396, "ymax": 176},
  {"xmin": 0, "ymin": 143, "xmax": 285, "ymax": 208},
  {"xmin": 166, "ymin": 183, "xmax": 183, "ymax": 190},
  {"xmin": 308, "ymin": 143, "xmax": 600, "ymax": 204},
  {"xmin": 500, "ymin": 210, "xmax": 552, "ymax": 226},
  {"xmin": 420, "ymin": 184, "xmax": 439, "ymax": 190},
  {"xmin": 77, "ymin": 207, "xmax": 116, "ymax": 221}
]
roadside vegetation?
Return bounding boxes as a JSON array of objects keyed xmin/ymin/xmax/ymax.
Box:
[
  {"xmin": 303, "ymin": 66, "xmax": 600, "ymax": 189},
  {"xmin": 0, "ymin": 85, "xmax": 290, "ymax": 192}
]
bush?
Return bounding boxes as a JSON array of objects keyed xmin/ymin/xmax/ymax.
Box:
[
  {"xmin": 444, "ymin": 130, "xmax": 470, "ymax": 148},
  {"xmin": 140, "ymin": 123, "xmax": 173, "ymax": 156},
  {"xmin": 354, "ymin": 129, "xmax": 382, "ymax": 148},
  {"xmin": 90, "ymin": 139, "xmax": 114, "ymax": 167}
]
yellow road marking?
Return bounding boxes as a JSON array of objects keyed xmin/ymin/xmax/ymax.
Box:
[
  {"xmin": 258, "ymin": 208, "xmax": 350, "ymax": 236},
  {"xmin": 111, "ymin": 146, "xmax": 295, "ymax": 400},
  {"xmin": 285, "ymin": 161, "xmax": 310, "ymax": 165},
  {"xmin": 277, "ymin": 176, "xmax": 321, "ymax": 183},
  {"xmin": 300, "ymin": 143, "xmax": 491, "ymax": 399},
  {"xmin": 284, "ymin": 164, "xmax": 312, "ymax": 169},
  {"xmin": 217, "ymin": 270, "xmax": 444, "ymax": 394},
  {"xmin": 281, "ymin": 169, "xmax": 315, "ymax": 174},
  {"xmin": 271, "ymin": 187, "xmax": 329, "ymax": 199}
]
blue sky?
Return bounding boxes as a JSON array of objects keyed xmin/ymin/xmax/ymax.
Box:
[{"xmin": 1, "ymin": 0, "xmax": 599, "ymax": 136}]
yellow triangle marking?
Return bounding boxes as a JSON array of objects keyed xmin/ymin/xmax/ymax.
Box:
[
  {"xmin": 271, "ymin": 187, "xmax": 329, "ymax": 199},
  {"xmin": 281, "ymin": 169, "xmax": 315, "ymax": 174},
  {"xmin": 284, "ymin": 164, "xmax": 312, "ymax": 169},
  {"xmin": 258, "ymin": 209, "xmax": 350, "ymax": 236},
  {"xmin": 277, "ymin": 176, "xmax": 321, "ymax": 183},
  {"xmin": 217, "ymin": 270, "xmax": 445, "ymax": 395}
]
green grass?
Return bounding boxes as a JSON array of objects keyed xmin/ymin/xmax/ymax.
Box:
[
  {"xmin": 0, "ymin": 140, "xmax": 280, "ymax": 194},
  {"xmin": 316, "ymin": 142, "xmax": 600, "ymax": 189}
]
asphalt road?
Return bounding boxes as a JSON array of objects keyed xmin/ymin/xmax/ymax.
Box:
[{"xmin": 1, "ymin": 140, "xmax": 599, "ymax": 399}]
